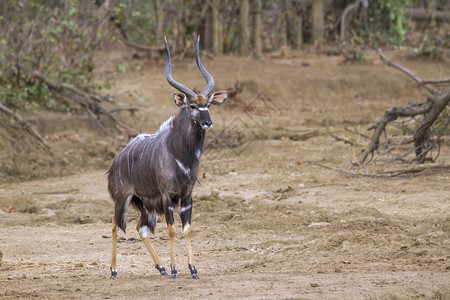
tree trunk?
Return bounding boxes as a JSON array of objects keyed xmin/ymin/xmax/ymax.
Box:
[
  {"xmin": 407, "ymin": 8, "xmax": 450, "ymax": 21},
  {"xmin": 251, "ymin": 0, "xmax": 262, "ymax": 58},
  {"xmin": 294, "ymin": 2, "xmax": 303, "ymax": 49},
  {"xmin": 284, "ymin": 0, "xmax": 295, "ymax": 48},
  {"xmin": 210, "ymin": 0, "xmax": 223, "ymax": 54},
  {"xmin": 239, "ymin": 0, "xmax": 250, "ymax": 56},
  {"xmin": 204, "ymin": 4, "xmax": 213, "ymax": 50},
  {"xmin": 172, "ymin": 0, "xmax": 184, "ymax": 52},
  {"xmin": 153, "ymin": 0, "xmax": 164, "ymax": 47},
  {"xmin": 285, "ymin": 0, "xmax": 303, "ymax": 49},
  {"xmin": 312, "ymin": 0, "xmax": 324, "ymax": 43}
]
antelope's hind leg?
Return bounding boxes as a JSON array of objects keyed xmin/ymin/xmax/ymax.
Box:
[
  {"xmin": 110, "ymin": 194, "xmax": 132, "ymax": 278},
  {"xmin": 110, "ymin": 216, "xmax": 118, "ymax": 278},
  {"xmin": 136, "ymin": 213, "xmax": 168, "ymax": 276}
]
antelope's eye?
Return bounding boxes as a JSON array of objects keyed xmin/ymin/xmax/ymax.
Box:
[{"xmin": 189, "ymin": 104, "xmax": 198, "ymax": 110}]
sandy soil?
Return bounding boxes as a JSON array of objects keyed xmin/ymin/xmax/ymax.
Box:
[{"xmin": 0, "ymin": 47, "xmax": 449, "ymax": 299}]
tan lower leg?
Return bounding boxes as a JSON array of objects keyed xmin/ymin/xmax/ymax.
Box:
[
  {"xmin": 168, "ymin": 224, "xmax": 176, "ymax": 268},
  {"xmin": 183, "ymin": 224, "xmax": 195, "ymax": 267},
  {"xmin": 136, "ymin": 221, "xmax": 163, "ymax": 267},
  {"xmin": 111, "ymin": 216, "xmax": 118, "ymax": 275}
]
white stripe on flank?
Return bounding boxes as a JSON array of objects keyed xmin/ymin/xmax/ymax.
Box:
[{"xmin": 175, "ymin": 159, "xmax": 190, "ymax": 177}]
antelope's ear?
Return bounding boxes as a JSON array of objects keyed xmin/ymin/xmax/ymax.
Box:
[
  {"xmin": 173, "ymin": 93, "xmax": 187, "ymax": 107},
  {"xmin": 207, "ymin": 90, "xmax": 228, "ymax": 107}
]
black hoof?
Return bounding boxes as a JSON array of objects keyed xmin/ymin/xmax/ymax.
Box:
[
  {"xmin": 155, "ymin": 265, "xmax": 168, "ymax": 276},
  {"xmin": 189, "ymin": 264, "xmax": 199, "ymax": 279},
  {"xmin": 110, "ymin": 267, "xmax": 117, "ymax": 279},
  {"xmin": 171, "ymin": 267, "xmax": 178, "ymax": 279}
]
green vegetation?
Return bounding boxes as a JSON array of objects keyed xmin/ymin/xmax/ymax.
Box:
[
  {"xmin": 0, "ymin": 0, "xmax": 447, "ymax": 119},
  {"xmin": 368, "ymin": 0, "xmax": 409, "ymax": 45},
  {"xmin": 406, "ymin": 23, "xmax": 449, "ymax": 59},
  {"xmin": 0, "ymin": 0, "xmax": 110, "ymax": 114}
]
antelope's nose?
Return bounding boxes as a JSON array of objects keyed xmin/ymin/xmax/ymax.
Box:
[{"xmin": 202, "ymin": 120, "xmax": 212, "ymax": 129}]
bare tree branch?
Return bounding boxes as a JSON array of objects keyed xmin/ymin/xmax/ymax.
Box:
[
  {"xmin": 32, "ymin": 71, "xmax": 138, "ymax": 135},
  {"xmin": 305, "ymin": 161, "xmax": 393, "ymax": 178},
  {"xmin": 406, "ymin": 8, "xmax": 450, "ymax": 22},
  {"xmin": 0, "ymin": 103, "xmax": 53, "ymax": 155},
  {"xmin": 361, "ymin": 50, "xmax": 449, "ymax": 164},
  {"xmin": 305, "ymin": 161, "xmax": 450, "ymax": 178},
  {"xmin": 378, "ymin": 49, "xmax": 437, "ymax": 94},
  {"xmin": 361, "ymin": 100, "xmax": 433, "ymax": 163},
  {"xmin": 119, "ymin": 36, "xmax": 165, "ymax": 52},
  {"xmin": 413, "ymin": 91, "xmax": 450, "ymax": 162},
  {"xmin": 419, "ymin": 78, "xmax": 450, "ymax": 86},
  {"xmin": 325, "ymin": 98, "xmax": 356, "ymax": 146},
  {"xmin": 378, "ymin": 162, "xmax": 450, "ymax": 175},
  {"xmin": 340, "ymin": 0, "xmax": 368, "ymax": 40}
]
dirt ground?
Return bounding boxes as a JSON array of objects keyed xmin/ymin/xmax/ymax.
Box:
[{"xmin": 0, "ymin": 46, "xmax": 449, "ymax": 299}]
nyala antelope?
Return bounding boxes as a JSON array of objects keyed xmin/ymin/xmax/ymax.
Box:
[{"xmin": 107, "ymin": 37, "xmax": 227, "ymax": 279}]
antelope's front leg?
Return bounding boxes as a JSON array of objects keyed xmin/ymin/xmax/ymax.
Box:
[
  {"xmin": 165, "ymin": 205, "xmax": 178, "ymax": 278},
  {"xmin": 180, "ymin": 202, "xmax": 199, "ymax": 279}
]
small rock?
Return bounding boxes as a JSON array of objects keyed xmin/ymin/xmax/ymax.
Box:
[
  {"xmin": 308, "ymin": 222, "xmax": 330, "ymax": 227},
  {"xmin": 7, "ymin": 274, "xmax": 26, "ymax": 280},
  {"xmin": 310, "ymin": 283, "xmax": 319, "ymax": 287}
]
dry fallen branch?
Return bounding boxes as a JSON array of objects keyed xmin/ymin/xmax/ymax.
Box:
[
  {"xmin": 413, "ymin": 93, "xmax": 450, "ymax": 163},
  {"xmin": 119, "ymin": 36, "xmax": 166, "ymax": 53},
  {"xmin": 378, "ymin": 49, "xmax": 437, "ymax": 94},
  {"xmin": 300, "ymin": 183, "xmax": 349, "ymax": 188},
  {"xmin": 419, "ymin": 78, "xmax": 450, "ymax": 86},
  {"xmin": 362, "ymin": 51, "xmax": 449, "ymax": 164},
  {"xmin": 378, "ymin": 162, "xmax": 450, "ymax": 175},
  {"xmin": 304, "ymin": 161, "xmax": 448, "ymax": 178},
  {"xmin": 304, "ymin": 161, "xmax": 392, "ymax": 178},
  {"xmin": 32, "ymin": 71, "xmax": 138, "ymax": 135},
  {"xmin": 0, "ymin": 130, "xmax": 23, "ymax": 151},
  {"xmin": 343, "ymin": 126, "xmax": 371, "ymax": 140},
  {"xmin": 406, "ymin": 8, "xmax": 450, "ymax": 22},
  {"xmin": 361, "ymin": 99, "xmax": 433, "ymax": 163},
  {"xmin": 326, "ymin": 127, "xmax": 356, "ymax": 146},
  {"xmin": 0, "ymin": 103, "xmax": 52, "ymax": 155}
]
